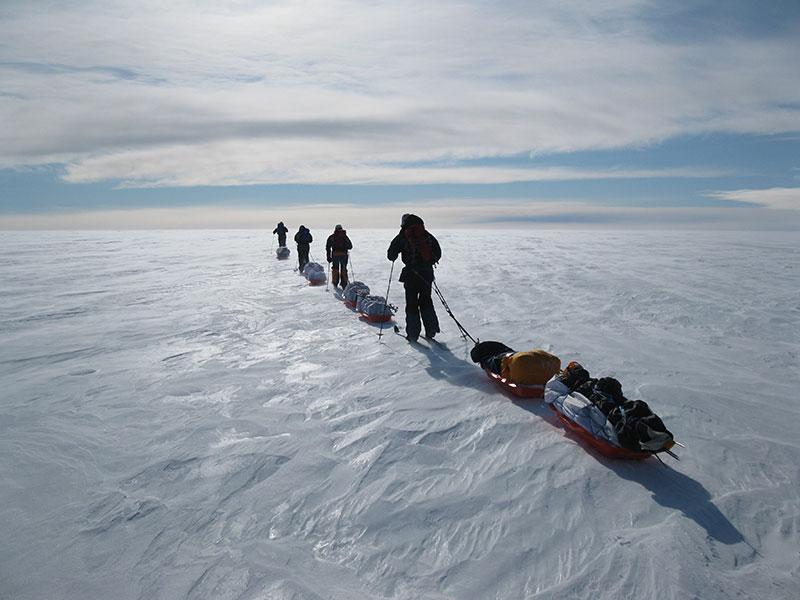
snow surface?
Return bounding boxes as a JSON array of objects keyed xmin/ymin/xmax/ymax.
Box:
[{"xmin": 1, "ymin": 229, "xmax": 798, "ymax": 600}]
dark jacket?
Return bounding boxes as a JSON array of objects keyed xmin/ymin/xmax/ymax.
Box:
[
  {"xmin": 294, "ymin": 227, "xmax": 313, "ymax": 246},
  {"xmin": 326, "ymin": 229, "xmax": 353, "ymax": 260},
  {"xmin": 273, "ymin": 222, "xmax": 289, "ymax": 245},
  {"xmin": 387, "ymin": 215, "xmax": 441, "ymax": 282}
]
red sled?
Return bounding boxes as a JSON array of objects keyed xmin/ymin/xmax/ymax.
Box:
[
  {"xmin": 344, "ymin": 300, "xmax": 357, "ymax": 308},
  {"xmin": 308, "ymin": 278, "xmax": 326, "ymax": 286},
  {"xmin": 483, "ymin": 369, "xmax": 545, "ymax": 399},
  {"xmin": 548, "ymin": 404, "xmax": 653, "ymax": 460},
  {"xmin": 359, "ymin": 312, "xmax": 392, "ymax": 323}
]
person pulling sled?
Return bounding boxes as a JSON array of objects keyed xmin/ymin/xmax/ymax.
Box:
[
  {"xmin": 294, "ymin": 225, "xmax": 313, "ymax": 272},
  {"xmin": 326, "ymin": 224, "xmax": 353, "ymax": 288},
  {"xmin": 387, "ymin": 213, "xmax": 441, "ymax": 342},
  {"xmin": 273, "ymin": 221, "xmax": 289, "ymax": 246}
]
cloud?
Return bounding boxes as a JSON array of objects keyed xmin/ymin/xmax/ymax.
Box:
[
  {"xmin": 2, "ymin": 199, "xmax": 797, "ymax": 231},
  {"xmin": 59, "ymin": 140, "xmax": 727, "ymax": 186},
  {"xmin": 706, "ymin": 187, "xmax": 800, "ymax": 210},
  {"xmin": 0, "ymin": 1, "xmax": 798, "ymax": 187}
]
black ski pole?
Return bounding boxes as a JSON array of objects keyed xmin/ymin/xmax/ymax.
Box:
[
  {"xmin": 432, "ymin": 280, "xmax": 476, "ymax": 343},
  {"xmin": 378, "ymin": 260, "xmax": 395, "ymax": 340}
]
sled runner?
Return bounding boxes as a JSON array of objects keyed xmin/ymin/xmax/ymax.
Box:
[{"xmin": 360, "ymin": 313, "xmax": 392, "ymax": 323}]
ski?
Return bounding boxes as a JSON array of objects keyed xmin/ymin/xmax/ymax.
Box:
[
  {"xmin": 393, "ymin": 325, "xmax": 424, "ymax": 344},
  {"xmin": 393, "ymin": 325, "xmax": 448, "ymax": 349}
]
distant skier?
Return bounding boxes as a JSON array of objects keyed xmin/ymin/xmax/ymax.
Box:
[
  {"xmin": 387, "ymin": 214, "xmax": 441, "ymax": 342},
  {"xmin": 325, "ymin": 224, "xmax": 353, "ymax": 288},
  {"xmin": 294, "ymin": 225, "xmax": 313, "ymax": 272},
  {"xmin": 273, "ymin": 222, "xmax": 289, "ymax": 246}
]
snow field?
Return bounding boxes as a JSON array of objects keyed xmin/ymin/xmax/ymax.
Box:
[{"xmin": 0, "ymin": 229, "xmax": 798, "ymax": 599}]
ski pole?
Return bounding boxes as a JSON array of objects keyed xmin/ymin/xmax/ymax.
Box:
[
  {"xmin": 378, "ymin": 260, "xmax": 395, "ymax": 340},
  {"xmin": 431, "ymin": 279, "xmax": 476, "ymax": 343}
]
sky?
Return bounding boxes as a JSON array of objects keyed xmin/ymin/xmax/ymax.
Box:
[{"xmin": 1, "ymin": 0, "xmax": 799, "ymax": 230}]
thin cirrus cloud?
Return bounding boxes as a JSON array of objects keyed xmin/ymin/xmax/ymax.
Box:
[
  {"xmin": 706, "ymin": 187, "xmax": 800, "ymax": 211},
  {"xmin": 0, "ymin": 0, "xmax": 799, "ymax": 227}
]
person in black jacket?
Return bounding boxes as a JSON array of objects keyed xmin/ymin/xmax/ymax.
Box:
[
  {"xmin": 294, "ymin": 225, "xmax": 313, "ymax": 272},
  {"xmin": 273, "ymin": 222, "xmax": 289, "ymax": 246},
  {"xmin": 325, "ymin": 224, "xmax": 353, "ymax": 287},
  {"xmin": 387, "ymin": 214, "xmax": 441, "ymax": 342}
]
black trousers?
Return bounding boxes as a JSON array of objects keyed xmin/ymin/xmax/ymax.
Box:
[
  {"xmin": 297, "ymin": 245, "xmax": 309, "ymax": 270},
  {"xmin": 403, "ymin": 269, "xmax": 439, "ymax": 339},
  {"xmin": 332, "ymin": 254, "xmax": 348, "ymax": 286}
]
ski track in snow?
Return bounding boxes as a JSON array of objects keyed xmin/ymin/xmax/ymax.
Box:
[{"xmin": 0, "ymin": 229, "xmax": 798, "ymax": 600}]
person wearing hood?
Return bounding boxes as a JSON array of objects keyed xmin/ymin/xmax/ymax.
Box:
[
  {"xmin": 325, "ymin": 224, "xmax": 353, "ymax": 288},
  {"xmin": 387, "ymin": 214, "xmax": 441, "ymax": 342},
  {"xmin": 294, "ymin": 225, "xmax": 313, "ymax": 272},
  {"xmin": 273, "ymin": 222, "xmax": 289, "ymax": 246}
]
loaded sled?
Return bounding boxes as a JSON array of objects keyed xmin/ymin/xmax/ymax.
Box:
[
  {"xmin": 471, "ymin": 342, "xmax": 560, "ymax": 399},
  {"xmin": 341, "ymin": 282, "xmax": 397, "ymax": 323},
  {"xmin": 342, "ymin": 281, "xmax": 370, "ymax": 308},
  {"xmin": 357, "ymin": 293, "xmax": 395, "ymax": 323},
  {"xmin": 302, "ymin": 262, "xmax": 326, "ymax": 285},
  {"xmin": 471, "ymin": 342, "xmax": 679, "ymax": 461},
  {"xmin": 544, "ymin": 362, "xmax": 678, "ymax": 460}
]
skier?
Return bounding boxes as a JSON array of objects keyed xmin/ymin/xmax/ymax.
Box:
[
  {"xmin": 325, "ymin": 224, "xmax": 353, "ymax": 288},
  {"xmin": 294, "ymin": 225, "xmax": 313, "ymax": 272},
  {"xmin": 273, "ymin": 222, "xmax": 289, "ymax": 247},
  {"xmin": 387, "ymin": 214, "xmax": 441, "ymax": 342}
]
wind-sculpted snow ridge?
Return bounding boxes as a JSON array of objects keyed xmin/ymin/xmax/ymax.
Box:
[{"xmin": 0, "ymin": 229, "xmax": 798, "ymax": 600}]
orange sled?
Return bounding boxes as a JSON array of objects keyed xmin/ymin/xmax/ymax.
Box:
[
  {"xmin": 549, "ymin": 404, "xmax": 658, "ymax": 460},
  {"xmin": 483, "ymin": 369, "xmax": 545, "ymax": 399}
]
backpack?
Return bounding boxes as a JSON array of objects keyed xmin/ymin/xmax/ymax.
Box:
[
  {"xmin": 332, "ymin": 230, "xmax": 349, "ymax": 251},
  {"xmin": 589, "ymin": 377, "xmax": 625, "ymax": 415},
  {"xmin": 404, "ymin": 223, "xmax": 432, "ymax": 263},
  {"xmin": 559, "ymin": 361, "xmax": 599, "ymax": 394},
  {"xmin": 470, "ymin": 341, "xmax": 515, "ymax": 365},
  {"xmin": 297, "ymin": 229, "xmax": 312, "ymax": 244},
  {"xmin": 611, "ymin": 400, "xmax": 673, "ymax": 451},
  {"xmin": 501, "ymin": 350, "xmax": 561, "ymax": 386}
]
